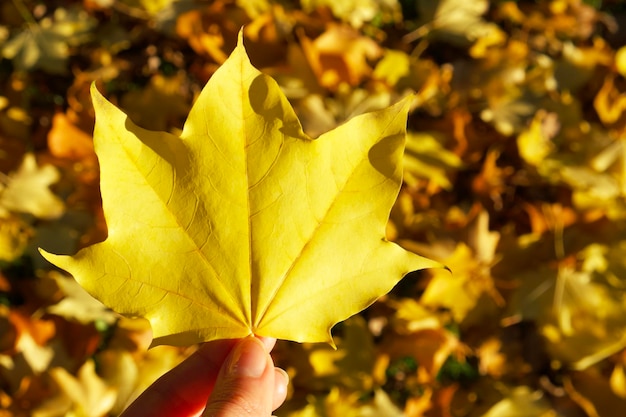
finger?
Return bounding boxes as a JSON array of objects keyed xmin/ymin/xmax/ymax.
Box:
[
  {"xmin": 272, "ymin": 367, "xmax": 289, "ymax": 411},
  {"xmin": 258, "ymin": 336, "xmax": 277, "ymax": 352},
  {"xmin": 120, "ymin": 339, "xmax": 238, "ymax": 417},
  {"xmin": 203, "ymin": 337, "xmax": 276, "ymax": 416}
]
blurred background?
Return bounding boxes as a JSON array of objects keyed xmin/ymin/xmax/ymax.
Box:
[{"xmin": 2, "ymin": 0, "xmax": 626, "ymax": 415}]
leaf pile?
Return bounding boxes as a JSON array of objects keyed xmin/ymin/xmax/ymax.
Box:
[{"xmin": 2, "ymin": 0, "xmax": 626, "ymax": 416}]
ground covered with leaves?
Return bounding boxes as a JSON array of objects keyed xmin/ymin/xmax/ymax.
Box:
[{"xmin": 2, "ymin": 0, "xmax": 626, "ymax": 416}]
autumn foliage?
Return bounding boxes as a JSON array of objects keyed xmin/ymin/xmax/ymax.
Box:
[{"xmin": 2, "ymin": 0, "xmax": 626, "ymax": 416}]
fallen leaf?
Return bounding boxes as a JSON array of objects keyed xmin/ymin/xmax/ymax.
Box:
[
  {"xmin": 300, "ymin": 0, "xmax": 401, "ymax": 28},
  {"xmin": 6, "ymin": 310, "xmax": 56, "ymax": 374},
  {"xmin": 98, "ymin": 345, "xmax": 186, "ymax": 414},
  {"xmin": 372, "ymin": 49, "xmax": 411, "ymax": 88},
  {"xmin": 300, "ymin": 24, "xmax": 382, "ymax": 91},
  {"xmin": 0, "ymin": 153, "xmax": 64, "ymax": 220},
  {"xmin": 594, "ymin": 74, "xmax": 626, "ymax": 125},
  {"xmin": 135, "ymin": 0, "xmax": 176, "ymax": 15},
  {"xmin": 380, "ymin": 327, "xmax": 462, "ymax": 382},
  {"xmin": 46, "ymin": 272, "xmax": 118, "ymax": 326},
  {"xmin": 0, "ymin": 214, "xmax": 32, "ymax": 262},
  {"xmin": 119, "ymin": 73, "xmax": 190, "ymax": 132},
  {"xmin": 175, "ymin": 2, "xmax": 250, "ymax": 65},
  {"xmin": 360, "ymin": 389, "xmax": 405, "ymax": 417},
  {"xmin": 517, "ymin": 111, "xmax": 558, "ymax": 167},
  {"xmin": 476, "ymin": 338, "xmax": 506, "ymax": 378},
  {"xmin": 480, "ymin": 386, "xmax": 554, "ymax": 417},
  {"xmin": 610, "ymin": 363, "xmax": 626, "ymax": 399},
  {"xmin": 403, "ymin": 131, "xmax": 463, "ymax": 190},
  {"xmin": 35, "ymin": 360, "xmax": 117, "ymax": 417},
  {"xmin": 283, "ymin": 387, "xmax": 364, "ymax": 417},
  {"xmin": 421, "ymin": 243, "xmax": 499, "ymax": 324},
  {"xmin": 41, "ymin": 32, "xmax": 439, "ymax": 347},
  {"xmin": 1, "ymin": 7, "xmax": 96, "ymax": 74},
  {"xmin": 407, "ymin": 0, "xmax": 497, "ymax": 46},
  {"xmin": 471, "ymin": 148, "xmax": 515, "ymax": 210},
  {"xmin": 556, "ymin": 40, "xmax": 612, "ymax": 93},
  {"xmin": 306, "ymin": 316, "xmax": 376, "ymax": 391},
  {"xmin": 2, "ymin": 24, "xmax": 69, "ymax": 74},
  {"xmin": 506, "ymin": 242, "xmax": 626, "ymax": 370},
  {"xmin": 47, "ymin": 112, "xmax": 96, "ymax": 163},
  {"xmin": 372, "ymin": 51, "xmax": 452, "ymax": 115},
  {"xmin": 480, "ymin": 95, "xmax": 536, "ymax": 137},
  {"xmin": 466, "ymin": 209, "xmax": 500, "ymax": 265},
  {"xmin": 388, "ymin": 298, "xmax": 443, "ymax": 334}
]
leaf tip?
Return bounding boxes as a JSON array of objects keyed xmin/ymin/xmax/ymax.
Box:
[
  {"xmin": 328, "ymin": 338, "xmax": 338, "ymax": 350},
  {"xmin": 89, "ymin": 81, "xmax": 101, "ymax": 97},
  {"xmin": 89, "ymin": 81, "xmax": 108, "ymax": 110},
  {"xmin": 422, "ymin": 257, "xmax": 451, "ymax": 274},
  {"xmin": 237, "ymin": 26, "xmax": 244, "ymax": 46},
  {"xmin": 38, "ymin": 247, "xmax": 63, "ymax": 268},
  {"xmin": 230, "ymin": 26, "xmax": 251, "ymax": 66}
]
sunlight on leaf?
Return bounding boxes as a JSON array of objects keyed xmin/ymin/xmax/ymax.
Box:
[{"xmin": 41, "ymin": 32, "xmax": 440, "ymax": 347}]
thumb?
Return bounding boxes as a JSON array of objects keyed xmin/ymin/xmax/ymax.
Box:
[{"xmin": 203, "ymin": 337, "xmax": 275, "ymax": 417}]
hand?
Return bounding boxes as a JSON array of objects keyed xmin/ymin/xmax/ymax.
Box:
[{"xmin": 120, "ymin": 337, "xmax": 289, "ymax": 417}]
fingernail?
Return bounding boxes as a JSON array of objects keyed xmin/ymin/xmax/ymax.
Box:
[{"xmin": 228, "ymin": 337, "xmax": 268, "ymax": 378}]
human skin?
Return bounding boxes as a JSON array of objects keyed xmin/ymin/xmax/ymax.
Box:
[{"xmin": 120, "ymin": 337, "xmax": 289, "ymax": 417}]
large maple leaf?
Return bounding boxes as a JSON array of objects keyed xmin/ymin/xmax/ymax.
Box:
[{"xmin": 41, "ymin": 33, "xmax": 440, "ymax": 347}]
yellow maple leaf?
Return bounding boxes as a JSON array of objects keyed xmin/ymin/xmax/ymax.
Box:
[{"xmin": 40, "ymin": 32, "xmax": 439, "ymax": 347}]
